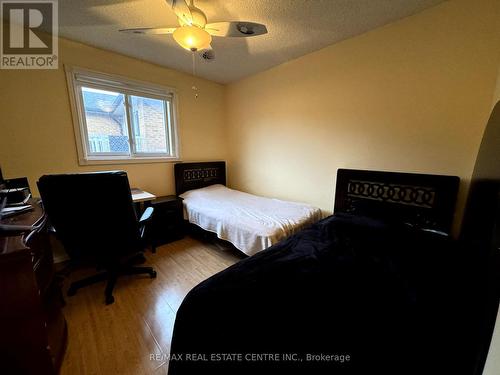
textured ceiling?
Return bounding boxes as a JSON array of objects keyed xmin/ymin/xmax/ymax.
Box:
[{"xmin": 59, "ymin": 0, "xmax": 445, "ymax": 84}]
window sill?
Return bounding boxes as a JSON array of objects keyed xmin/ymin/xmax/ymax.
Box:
[{"xmin": 78, "ymin": 156, "xmax": 181, "ymax": 166}]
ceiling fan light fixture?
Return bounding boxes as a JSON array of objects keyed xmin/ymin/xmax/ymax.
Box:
[{"xmin": 173, "ymin": 25, "xmax": 211, "ymax": 51}]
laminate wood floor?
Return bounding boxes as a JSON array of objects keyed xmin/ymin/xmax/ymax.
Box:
[{"xmin": 59, "ymin": 236, "xmax": 244, "ymax": 375}]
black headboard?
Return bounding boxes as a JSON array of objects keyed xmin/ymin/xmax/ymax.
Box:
[
  {"xmin": 334, "ymin": 169, "xmax": 459, "ymax": 235},
  {"xmin": 174, "ymin": 161, "xmax": 226, "ymax": 196}
]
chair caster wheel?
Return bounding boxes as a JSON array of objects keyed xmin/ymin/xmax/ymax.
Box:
[
  {"xmin": 67, "ymin": 287, "xmax": 77, "ymax": 297},
  {"xmin": 105, "ymin": 295, "xmax": 115, "ymax": 305},
  {"xmin": 150, "ymin": 270, "xmax": 157, "ymax": 279}
]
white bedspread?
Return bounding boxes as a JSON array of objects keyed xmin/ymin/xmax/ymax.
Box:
[{"xmin": 180, "ymin": 184, "xmax": 322, "ymax": 256}]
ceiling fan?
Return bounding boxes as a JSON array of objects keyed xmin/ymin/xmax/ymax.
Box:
[{"xmin": 120, "ymin": 0, "xmax": 268, "ymax": 53}]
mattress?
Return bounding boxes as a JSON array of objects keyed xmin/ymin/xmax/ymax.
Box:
[{"xmin": 179, "ymin": 184, "xmax": 322, "ymax": 256}]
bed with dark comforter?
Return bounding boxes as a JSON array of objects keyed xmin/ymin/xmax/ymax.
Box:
[{"xmin": 168, "ymin": 213, "xmax": 460, "ymax": 375}]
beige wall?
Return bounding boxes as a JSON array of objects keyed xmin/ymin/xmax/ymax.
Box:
[
  {"xmin": 225, "ymin": 0, "xmax": 500, "ymax": 233},
  {"xmin": 0, "ymin": 37, "xmax": 227, "ymax": 196}
]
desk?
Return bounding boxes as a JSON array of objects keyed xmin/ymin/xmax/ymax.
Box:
[
  {"xmin": 131, "ymin": 188, "xmax": 156, "ymax": 203},
  {"xmin": 0, "ymin": 199, "xmax": 67, "ymax": 374},
  {"xmin": 131, "ymin": 188, "xmax": 156, "ymax": 216}
]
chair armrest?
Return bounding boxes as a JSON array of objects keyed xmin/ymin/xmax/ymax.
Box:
[
  {"xmin": 139, "ymin": 206, "xmax": 154, "ymax": 224},
  {"xmin": 139, "ymin": 206, "xmax": 154, "ymax": 240}
]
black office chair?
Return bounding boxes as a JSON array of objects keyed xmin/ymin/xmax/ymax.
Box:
[{"xmin": 38, "ymin": 171, "xmax": 157, "ymax": 305}]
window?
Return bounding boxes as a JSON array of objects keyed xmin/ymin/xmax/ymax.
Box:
[{"xmin": 66, "ymin": 66, "xmax": 179, "ymax": 164}]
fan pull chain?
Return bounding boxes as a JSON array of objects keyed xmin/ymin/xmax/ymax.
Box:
[{"xmin": 191, "ymin": 52, "xmax": 198, "ymax": 99}]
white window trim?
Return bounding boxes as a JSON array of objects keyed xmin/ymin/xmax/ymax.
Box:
[{"xmin": 65, "ymin": 65, "xmax": 181, "ymax": 165}]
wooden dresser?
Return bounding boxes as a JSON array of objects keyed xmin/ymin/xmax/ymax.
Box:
[{"xmin": 0, "ymin": 199, "xmax": 67, "ymax": 374}]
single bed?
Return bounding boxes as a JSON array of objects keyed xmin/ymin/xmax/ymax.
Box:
[
  {"xmin": 175, "ymin": 162, "xmax": 322, "ymax": 255},
  {"xmin": 168, "ymin": 168, "xmax": 461, "ymax": 374}
]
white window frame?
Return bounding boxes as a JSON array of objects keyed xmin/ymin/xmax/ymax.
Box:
[{"xmin": 65, "ymin": 65, "xmax": 181, "ymax": 165}]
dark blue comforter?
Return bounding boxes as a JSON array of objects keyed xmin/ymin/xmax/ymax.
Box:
[{"xmin": 168, "ymin": 214, "xmax": 460, "ymax": 374}]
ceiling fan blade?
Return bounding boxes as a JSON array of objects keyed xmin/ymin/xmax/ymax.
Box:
[
  {"xmin": 119, "ymin": 27, "xmax": 177, "ymax": 35},
  {"xmin": 205, "ymin": 22, "xmax": 268, "ymax": 37},
  {"xmin": 167, "ymin": 0, "xmax": 193, "ymax": 25}
]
